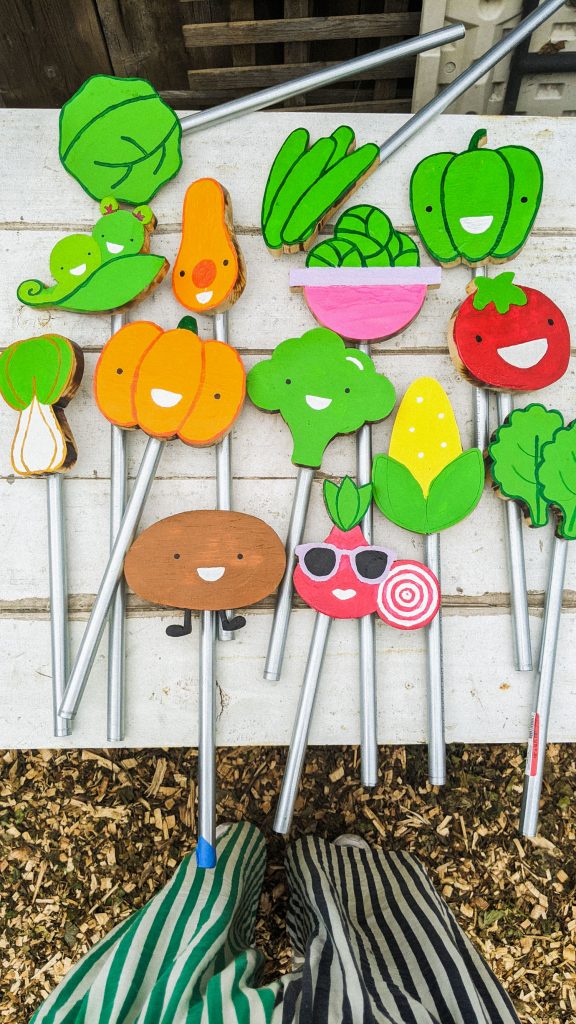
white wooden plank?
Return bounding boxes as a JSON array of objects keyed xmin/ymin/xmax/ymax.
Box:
[
  {"xmin": 0, "ymin": 111, "xmax": 575, "ymax": 232},
  {"xmin": 1, "ymin": 610, "xmax": 574, "ymax": 748}
]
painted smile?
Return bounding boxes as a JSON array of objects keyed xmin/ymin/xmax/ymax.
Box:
[
  {"xmin": 306, "ymin": 395, "xmax": 332, "ymax": 411},
  {"xmin": 197, "ymin": 566, "xmax": 225, "ymax": 582},
  {"xmin": 496, "ymin": 337, "xmax": 548, "ymax": 369},
  {"xmin": 106, "ymin": 241, "xmax": 124, "ymax": 255},
  {"xmin": 459, "ymin": 215, "xmax": 494, "ymax": 234},
  {"xmin": 195, "ymin": 290, "xmax": 214, "ymax": 305},
  {"xmin": 332, "ymin": 588, "xmax": 357, "ymax": 601},
  {"xmin": 151, "ymin": 388, "xmax": 183, "ymax": 408},
  {"xmin": 70, "ymin": 263, "xmax": 87, "ymax": 276}
]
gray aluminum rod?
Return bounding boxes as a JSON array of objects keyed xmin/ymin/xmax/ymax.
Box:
[
  {"xmin": 378, "ymin": 0, "xmax": 567, "ymax": 164},
  {"xmin": 425, "ymin": 532, "xmax": 445, "ymax": 786},
  {"xmin": 47, "ymin": 473, "xmax": 71, "ymax": 738},
  {"xmin": 356, "ymin": 342, "xmax": 378, "ymax": 788},
  {"xmin": 496, "ymin": 392, "xmax": 533, "ymax": 672},
  {"xmin": 214, "ymin": 312, "xmax": 235, "ymax": 643},
  {"xmin": 107, "ymin": 311, "xmax": 129, "ymax": 742},
  {"xmin": 471, "ymin": 268, "xmax": 490, "ymax": 454},
  {"xmin": 274, "ymin": 612, "xmax": 332, "ymax": 834},
  {"xmin": 197, "ymin": 610, "xmax": 218, "ymax": 868},
  {"xmin": 179, "ymin": 25, "xmax": 466, "ymax": 135},
  {"xmin": 60, "ymin": 436, "xmax": 164, "ymax": 720},
  {"xmin": 265, "ymin": 466, "xmax": 315, "ymax": 681},
  {"xmin": 520, "ymin": 535, "xmax": 568, "ymax": 837}
]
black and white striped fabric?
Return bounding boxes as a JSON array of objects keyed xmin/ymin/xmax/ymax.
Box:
[{"xmin": 32, "ymin": 823, "xmax": 519, "ymax": 1024}]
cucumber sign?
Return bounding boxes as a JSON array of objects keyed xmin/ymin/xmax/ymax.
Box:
[{"xmin": 410, "ymin": 129, "xmax": 543, "ymax": 268}]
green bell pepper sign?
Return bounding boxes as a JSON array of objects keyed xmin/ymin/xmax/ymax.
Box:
[{"xmin": 410, "ymin": 129, "xmax": 543, "ymax": 267}]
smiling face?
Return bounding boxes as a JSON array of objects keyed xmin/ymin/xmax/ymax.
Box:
[
  {"xmin": 49, "ymin": 235, "xmax": 101, "ymax": 286},
  {"xmin": 124, "ymin": 510, "xmax": 286, "ymax": 611},
  {"xmin": 294, "ymin": 524, "xmax": 394, "ymax": 619},
  {"xmin": 93, "ymin": 209, "xmax": 147, "ymax": 261},
  {"xmin": 450, "ymin": 283, "xmax": 570, "ymax": 392}
]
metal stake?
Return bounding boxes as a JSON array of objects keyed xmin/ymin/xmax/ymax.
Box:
[
  {"xmin": 46, "ymin": 473, "xmax": 71, "ymax": 738},
  {"xmin": 107, "ymin": 312, "xmax": 129, "ymax": 741},
  {"xmin": 274, "ymin": 612, "xmax": 332, "ymax": 835},
  {"xmin": 378, "ymin": 0, "xmax": 566, "ymax": 165},
  {"xmin": 356, "ymin": 341, "xmax": 378, "ymax": 788},
  {"xmin": 60, "ymin": 436, "xmax": 164, "ymax": 720},
  {"xmin": 471, "ymin": 267, "xmax": 490, "ymax": 453},
  {"xmin": 213, "ymin": 312, "xmax": 235, "ymax": 643},
  {"xmin": 520, "ymin": 535, "xmax": 567, "ymax": 837},
  {"xmin": 197, "ymin": 609, "xmax": 218, "ymax": 867},
  {"xmin": 496, "ymin": 392, "xmax": 533, "ymax": 672},
  {"xmin": 264, "ymin": 465, "xmax": 315, "ymax": 681},
  {"xmin": 425, "ymin": 532, "xmax": 445, "ymax": 786},
  {"xmin": 179, "ymin": 26, "xmax": 466, "ymax": 135}
]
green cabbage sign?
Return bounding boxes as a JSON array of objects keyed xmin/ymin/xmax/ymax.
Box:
[{"xmin": 410, "ymin": 129, "xmax": 543, "ymax": 267}]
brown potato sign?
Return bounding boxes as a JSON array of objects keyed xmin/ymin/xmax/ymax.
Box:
[{"xmin": 124, "ymin": 510, "xmax": 286, "ymax": 612}]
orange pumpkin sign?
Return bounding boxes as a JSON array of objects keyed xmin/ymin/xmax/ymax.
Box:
[
  {"xmin": 172, "ymin": 178, "xmax": 246, "ymax": 314},
  {"xmin": 94, "ymin": 317, "xmax": 245, "ymax": 445}
]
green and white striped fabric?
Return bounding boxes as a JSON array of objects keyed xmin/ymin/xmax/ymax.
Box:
[{"xmin": 32, "ymin": 823, "xmax": 520, "ymax": 1024}]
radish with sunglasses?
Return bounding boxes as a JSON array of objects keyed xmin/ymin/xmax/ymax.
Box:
[{"xmin": 274, "ymin": 477, "xmax": 440, "ymax": 834}]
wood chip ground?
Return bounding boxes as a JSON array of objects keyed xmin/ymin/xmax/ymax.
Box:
[{"xmin": 1, "ymin": 744, "xmax": 574, "ymax": 1023}]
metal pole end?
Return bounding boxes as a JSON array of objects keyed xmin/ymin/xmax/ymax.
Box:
[
  {"xmin": 429, "ymin": 775, "xmax": 446, "ymax": 787},
  {"xmin": 515, "ymin": 654, "xmax": 534, "ymax": 673},
  {"xmin": 361, "ymin": 775, "xmax": 378, "ymax": 789},
  {"xmin": 264, "ymin": 669, "xmax": 281, "ymax": 682},
  {"xmin": 54, "ymin": 721, "xmax": 72, "ymax": 738}
]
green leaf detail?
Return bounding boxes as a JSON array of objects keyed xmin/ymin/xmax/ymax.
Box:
[
  {"xmin": 489, "ymin": 404, "xmax": 565, "ymax": 527},
  {"xmin": 472, "ymin": 271, "xmax": 528, "ymax": 314},
  {"xmin": 324, "ymin": 476, "xmax": 372, "ymax": 531},
  {"xmin": 539, "ymin": 422, "xmax": 576, "ymax": 540},
  {"xmin": 0, "ymin": 335, "xmax": 74, "ymax": 411},
  {"xmin": 372, "ymin": 455, "xmax": 428, "ymax": 534},
  {"xmin": 426, "ymin": 450, "xmax": 485, "ymax": 532}
]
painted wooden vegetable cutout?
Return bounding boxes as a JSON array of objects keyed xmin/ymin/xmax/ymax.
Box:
[
  {"xmin": 290, "ymin": 204, "xmax": 441, "ymax": 342},
  {"xmin": 247, "ymin": 327, "xmax": 395, "ymax": 468},
  {"xmin": 489, "ymin": 404, "xmax": 565, "ymax": 529},
  {"xmin": 0, "ymin": 333, "xmax": 84, "ymax": 739},
  {"xmin": 372, "ymin": 378, "xmax": 484, "ymax": 788},
  {"xmin": 294, "ymin": 477, "xmax": 440, "ymax": 627},
  {"xmin": 172, "ymin": 178, "xmax": 246, "ymax": 313},
  {"xmin": 60, "ymin": 318, "xmax": 246, "ymax": 726},
  {"xmin": 410, "ymin": 129, "xmax": 543, "ymax": 268},
  {"xmin": 125, "ymin": 510, "xmax": 286, "ymax": 867},
  {"xmin": 94, "ymin": 316, "xmax": 245, "ymax": 445},
  {"xmin": 449, "ymin": 272, "xmax": 570, "ymax": 392},
  {"xmin": 262, "ymin": 126, "xmax": 380, "ymax": 254},
  {"xmin": 17, "ymin": 198, "xmax": 168, "ymax": 313},
  {"xmin": 372, "ymin": 377, "xmax": 484, "ymax": 534},
  {"xmin": 275, "ymin": 477, "xmax": 439, "ymax": 835},
  {"xmin": 59, "ymin": 74, "xmax": 182, "ymax": 205},
  {"xmin": 0, "ymin": 334, "xmax": 83, "ymax": 475}
]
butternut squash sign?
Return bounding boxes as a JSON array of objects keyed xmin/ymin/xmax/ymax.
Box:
[
  {"xmin": 94, "ymin": 316, "xmax": 245, "ymax": 445},
  {"xmin": 172, "ymin": 178, "xmax": 246, "ymax": 314}
]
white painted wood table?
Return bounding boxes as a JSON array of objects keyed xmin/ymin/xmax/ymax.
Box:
[{"xmin": 1, "ymin": 110, "xmax": 575, "ymax": 749}]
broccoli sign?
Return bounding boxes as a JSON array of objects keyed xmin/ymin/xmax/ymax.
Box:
[
  {"xmin": 247, "ymin": 328, "xmax": 395, "ymax": 468},
  {"xmin": 410, "ymin": 129, "xmax": 543, "ymax": 268}
]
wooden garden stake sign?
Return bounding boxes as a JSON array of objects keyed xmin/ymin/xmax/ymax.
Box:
[
  {"xmin": 247, "ymin": 325, "xmax": 395, "ymax": 694},
  {"xmin": 372, "ymin": 377, "xmax": 484, "ymax": 785},
  {"xmin": 0, "ymin": 334, "xmax": 84, "ymax": 737},
  {"xmin": 274, "ymin": 477, "xmax": 440, "ymax": 834},
  {"xmin": 411, "ymin": 128, "xmax": 545, "ymax": 674},
  {"xmin": 59, "ymin": 317, "xmax": 246, "ymax": 723},
  {"xmin": 489, "ymin": 405, "xmax": 576, "ymax": 835},
  {"xmin": 173, "ymin": 177, "xmax": 247, "ymax": 641},
  {"xmin": 125, "ymin": 510, "xmax": 286, "ymax": 866}
]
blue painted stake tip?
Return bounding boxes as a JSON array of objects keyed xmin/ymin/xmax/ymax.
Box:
[{"xmin": 196, "ymin": 836, "xmax": 217, "ymax": 869}]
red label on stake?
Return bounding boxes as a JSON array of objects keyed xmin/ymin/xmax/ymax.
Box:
[{"xmin": 527, "ymin": 713, "xmax": 540, "ymax": 776}]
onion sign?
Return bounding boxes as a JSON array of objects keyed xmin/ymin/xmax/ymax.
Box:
[{"xmin": 376, "ymin": 560, "xmax": 440, "ymax": 631}]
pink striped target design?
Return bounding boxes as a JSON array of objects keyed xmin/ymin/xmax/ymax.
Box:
[{"xmin": 376, "ymin": 560, "xmax": 440, "ymax": 631}]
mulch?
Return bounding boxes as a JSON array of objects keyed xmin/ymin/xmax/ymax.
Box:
[{"xmin": 1, "ymin": 743, "xmax": 575, "ymax": 1023}]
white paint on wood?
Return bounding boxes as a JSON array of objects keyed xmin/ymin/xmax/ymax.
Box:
[{"xmin": 0, "ymin": 110, "xmax": 575, "ymax": 747}]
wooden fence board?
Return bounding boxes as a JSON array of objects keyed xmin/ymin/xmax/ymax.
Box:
[{"xmin": 182, "ymin": 12, "xmax": 421, "ymax": 47}]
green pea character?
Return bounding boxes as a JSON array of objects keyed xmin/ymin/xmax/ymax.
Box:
[
  {"xmin": 410, "ymin": 129, "xmax": 543, "ymax": 267},
  {"xmin": 48, "ymin": 234, "xmax": 101, "ymax": 298},
  {"xmin": 93, "ymin": 196, "xmax": 155, "ymax": 262}
]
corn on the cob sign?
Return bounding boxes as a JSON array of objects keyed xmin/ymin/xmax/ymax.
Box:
[{"xmin": 372, "ymin": 377, "xmax": 485, "ymax": 534}]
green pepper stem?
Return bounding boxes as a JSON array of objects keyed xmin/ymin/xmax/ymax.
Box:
[{"xmin": 468, "ymin": 128, "xmax": 487, "ymax": 151}]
